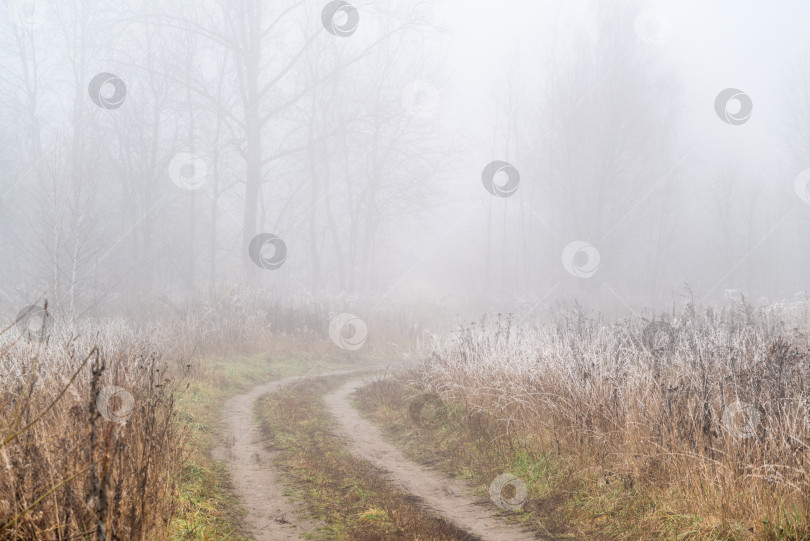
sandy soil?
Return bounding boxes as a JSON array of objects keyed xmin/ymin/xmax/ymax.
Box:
[
  {"xmin": 324, "ymin": 378, "xmax": 549, "ymax": 541},
  {"xmin": 213, "ymin": 374, "xmax": 322, "ymax": 540}
]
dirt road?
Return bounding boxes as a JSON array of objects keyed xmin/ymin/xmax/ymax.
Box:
[{"xmin": 217, "ymin": 369, "xmax": 547, "ymax": 540}]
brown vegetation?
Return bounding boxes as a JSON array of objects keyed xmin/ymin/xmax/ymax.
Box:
[
  {"xmin": 0, "ymin": 316, "xmax": 183, "ymax": 539},
  {"xmin": 0, "ymin": 294, "xmax": 406, "ymax": 540},
  {"xmin": 360, "ymin": 301, "xmax": 810, "ymax": 539}
]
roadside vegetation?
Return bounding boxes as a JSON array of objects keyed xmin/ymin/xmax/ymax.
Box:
[
  {"xmin": 0, "ymin": 294, "xmax": 402, "ymax": 540},
  {"xmin": 359, "ymin": 301, "xmax": 810, "ymax": 540},
  {"xmin": 5, "ymin": 294, "xmax": 808, "ymax": 540},
  {"xmin": 0, "ymin": 316, "xmax": 183, "ymax": 540}
]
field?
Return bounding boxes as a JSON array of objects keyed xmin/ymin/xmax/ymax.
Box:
[
  {"xmin": 361, "ymin": 302, "xmax": 810, "ymax": 539},
  {"xmin": 1, "ymin": 298, "xmax": 808, "ymax": 540}
]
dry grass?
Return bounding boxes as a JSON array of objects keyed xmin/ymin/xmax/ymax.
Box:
[
  {"xmin": 0, "ymin": 316, "xmax": 184, "ymax": 539},
  {"xmin": 0, "ymin": 294, "xmax": 398, "ymax": 540},
  {"xmin": 376, "ymin": 301, "xmax": 810, "ymax": 539},
  {"xmin": 0, "ymin": 292, "xmax": 415, "ymax": 540}
]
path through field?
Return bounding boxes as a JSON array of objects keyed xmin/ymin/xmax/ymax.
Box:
[{"xmin": 217, "ymin": 369, "xmax": 546, "ymax": 540}]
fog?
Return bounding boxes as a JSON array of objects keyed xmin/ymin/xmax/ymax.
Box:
[{"xmin": 2, "ymin": 0, "xmax": 809, "ymax": 320}]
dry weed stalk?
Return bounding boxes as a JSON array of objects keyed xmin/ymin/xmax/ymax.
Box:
[{"xmin": 413, "ymin": 303, "xmax": 810, "ymax": 532}]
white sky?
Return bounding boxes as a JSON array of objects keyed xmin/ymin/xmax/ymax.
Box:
[{"xmin": 438, "ymin": 0, "xmax": 810, "ymax": 161}]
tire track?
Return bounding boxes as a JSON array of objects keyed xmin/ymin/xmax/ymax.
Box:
[
  {"xmin": 324, "ymin": 378, "xmax": 548, "ymax": 541},
  {"xmin": 214, "ymin": 374, "xmax": 319, "ymax": 540}
]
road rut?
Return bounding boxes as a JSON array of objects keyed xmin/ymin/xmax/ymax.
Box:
[
  {"xmin": 215, "ymin": 374, "xmax": 322, "ymax": 540},
  {"xmin": 325, "ymin": 378, "xmax": 547, "ymax": 541}
]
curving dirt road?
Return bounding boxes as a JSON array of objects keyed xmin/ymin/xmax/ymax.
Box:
[
  {"xmin": 325, "ymin": 378, "xmax": 548, "ymax": 541},
  {"xmin": 217, "ymin": 369, "xmax": 548, "ymax": 540}
]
